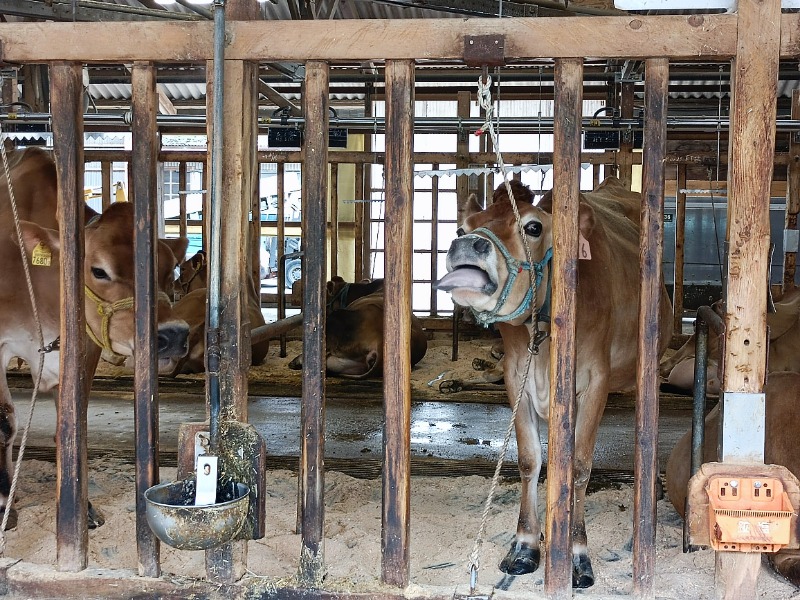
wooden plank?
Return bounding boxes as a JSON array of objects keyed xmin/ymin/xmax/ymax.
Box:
[
  {"xmin": 331, "ymin": 162, "xmax": 339, "ymax": 278},
  {"xmin": 430, "ymin": 166, "xmax": 440, "ymax": 315},
  {"xmin": 617, "ymin": 81, "xmax": 634, "ymax": 188},
  {"xmin": 179, "ymin": 162, "xmax": 188, "ymax": 238},
  {"xmin": 633, "ymin": 57, "xmax": 668, "ymax": 599},
  {"xmin": 298, "ymin": 60, "xmax": 329, "ymax": 588},
  {"xmin": 0, "ymin": 16, "xmax": 741, "ymax": 63},
  {"xmin": 382, "ymin": 59, "xmax": 414, "ymax": 589},
  {"xmin": 354, "ymin": 153, "xmax": 365, "ymax": 281},
  {"xmin": 784, "ymin": 89, "xmax": 800, "ymax": 292},
  {"xmin": 50, "ymin": 62, "xmax": 88, "ymax": 573},
  {"xmin": 673, "ymin": 164, "xmax": 687, "ymax": 334},
  {"xmin": 130, "ymin": 62, "xmax": 161, "ymax": 578},
  {"xmin": 360, "ymin": 86, "xmax": 375, "ymax": 281},
  {"xmin": 718, "ymin": 0, "xmax": 781, "ymax": 597},
  {"xmin": 100, "ymin": 161, "xmax": 111, "ymax": 211},
  {"xmin": 545, "ymin": 57, "xmax": 582, "ymax": 599}
]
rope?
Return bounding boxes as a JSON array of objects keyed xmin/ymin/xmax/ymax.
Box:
[
  {"xmin": 0, "ymin": 128, "xmax": 49, "ymax": 550},
  {"xmin": 466, "ymin": 75, "xmax": 540, "ymax": 592}
]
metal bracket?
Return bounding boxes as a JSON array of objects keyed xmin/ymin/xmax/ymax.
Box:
[{"xmin": 463, "ymin": 35, "xmax": 506, "ymax": 68}]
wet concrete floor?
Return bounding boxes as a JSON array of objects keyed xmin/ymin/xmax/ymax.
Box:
[{"xmin": 9, "ymin": 384, "xmax": 694, "ymax": 475}]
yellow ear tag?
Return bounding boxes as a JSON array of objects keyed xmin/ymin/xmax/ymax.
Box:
[{"xmin": 31, "ymin": 242, "xmax": 52, "ymax": 267}]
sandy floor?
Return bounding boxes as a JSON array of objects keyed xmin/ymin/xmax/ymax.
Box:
[{"xmin": 4, "ymin": 336, "xmax": 797, "ymax": 598}]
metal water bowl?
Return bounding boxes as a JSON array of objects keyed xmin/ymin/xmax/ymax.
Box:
[{"xmin": 144, "ymin": 480, "xmax": 250, "ymax": 551}]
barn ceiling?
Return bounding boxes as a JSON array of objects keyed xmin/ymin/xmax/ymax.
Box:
[{"xmin": 2, "ymin": 0, "xmax": 799, "ymax": 135}]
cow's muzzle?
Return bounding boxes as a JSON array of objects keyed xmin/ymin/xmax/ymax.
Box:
[{"xmin": 157, "ymin": 321, "xmax": 190, "ymax": 359}]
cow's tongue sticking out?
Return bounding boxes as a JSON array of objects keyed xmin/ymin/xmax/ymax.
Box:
[{"xmin": 434, "ymin": 266, "xmax": 491, "ymax": 292}]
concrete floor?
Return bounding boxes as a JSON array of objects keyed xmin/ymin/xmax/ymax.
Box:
[{"xmin": 10, "ymin": 386, "xmax": 693, "ymax": 475}]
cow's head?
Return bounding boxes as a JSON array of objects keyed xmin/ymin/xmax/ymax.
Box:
[
  {"xmin": 18, "ymin": 201, "xmax": 190, "ymax": 369},
  {"xmin": 176, "ymin": 249, "xmax": 207, "ymax": 299},
  {"xmin": 435, "ymin": 181, "xmax": 595, "ymax": 327}
]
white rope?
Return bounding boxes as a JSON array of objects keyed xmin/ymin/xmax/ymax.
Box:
[
  {"xmin": 466, "ymin": 75, "xmax": 540, "ymax": 592},
  {"xmin": 0, "ymin": 131, "xmax": 49, "ymax": 550}
]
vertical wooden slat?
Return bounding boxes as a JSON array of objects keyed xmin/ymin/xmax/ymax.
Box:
[
  {"xmin": 430, "ymin": 168, "xmax": 439, "ymax": 315},
  {"xmin": 354, "ymin": 157, "xmax": 365, "ymax": 280},
  {"xmin": 250, "ymin": 159, "xmax": 261, "ymax": 292},
  {"xmin": 545, "ymin": 57, "xmax": 582, "ymax": 599},
  {"xmin": 101, "ymin": 161, "xmax": 112, "ymax": 211},
  {"xmin": 330, "ymin": 162, "xmax": 339, "ymax": 278},
  {"xmin": 202, "ymin": 160, "xmax": 210, "ymax": 250},
  {"xmin": 718, "ymin": 0, "xmax": 780, "ymax": 597},
  {"xmin": 784, "ymin": 89, "xmax": 800, "ymax": 292},
  {"xmin": 179, "ymin": 161, "xmax": 188, "ymax": 238},
  {"xmin": 52, "ymin": 61, "xmax": 88, "ymax": 573},
  {"xmin": 674, "ymin": 164, "xmax": 687, "ymax": 334},
  {"xmin": 382, "ymin": 59, "xmax": 414, "ymax": 589},
  {"xmin": 299, "ymin": 59, "xmax": 329, "ymax": 587},
  {"xmin": 360, "ymin": 84, "xmax": 374, "ymax": 281},
  {"xmin": 130, "ymin": 62, "xmax": 161, "ymax": 578},
  {"xmin": 633, "ymin": 57, "xmax": 668, "ymax": 599},
  {"xmin": 618, "ymin": 81, "xmax": 635, "ymax": 188},
  {"xmin": 277, "ymin": 162, "xmax": 290, "ymax": 357}
]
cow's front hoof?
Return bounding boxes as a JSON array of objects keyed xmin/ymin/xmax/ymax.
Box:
[
  {"xmin": 438, "ymin": 379, "xmax": 463, "ymax": 394},
  {"xmin": 287, "ymin": 355, "xmax": 302, "ymax": 371},
  {"xmin": 1, "ymin": 507, "xmax": 17, "ymax": 530},
  {"xmin": 572, "ymin": 553, "xmax": 595, "ymax": 588},
  {"xmin": 88, "ymin": 502, "xmax": 105, "ymax": 529},
  {"xmin": 499, "ymin": 542, "xmax": 540, "ymax": 575}
]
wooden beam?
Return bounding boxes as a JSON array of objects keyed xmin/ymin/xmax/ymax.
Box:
[
  {"xmin": 673, "ymin": 164, "xmax": 687, "ymax": 334},
  {"xmin": 298, "ymin": 60, "xmax": 329, "ymax": 588},
  {"xmin": 330, "ymin": 162, "xmax": 339, "ymax": 278},
  {"xmin": 545, "ymin": 57, "xmax": 582, "ymax": 599},
  {"xmin": 51, "ymin": 61, "xmax": 88, "ymax": 573},
  {"xmin": 382, "ymin": 58, "xmax": 414, "ymax": 589},
  {"xmin": 719, "ymin": 0, "xmax": 781, "ymax": 597},
  {"xmin": 617, "ymin": 81, "xmax": 634, "ymax": 188},
  {"xmin": 633, "ymin": 56, "xmax": 668, "ymax": 598},
  {"xmin": 130, "ymin": 62, "xmax": 161, "ymax": 578},
  {"xmin": 0, "ymin": 15, "xmax": 743, "ymax": 62}
]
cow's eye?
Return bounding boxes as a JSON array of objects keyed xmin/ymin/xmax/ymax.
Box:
[
  {"xmin": 456, "ymin": 227, "xmax": 465, "ymax": 237},
  {"xmin": 524, "ymin": 221, "xmax": 542, "ymax": 238},
  {"xmin": 91, "ymin": 267, "xmax": 110, "ymax": 281}
]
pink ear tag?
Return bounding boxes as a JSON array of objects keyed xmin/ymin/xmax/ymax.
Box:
[{"xmin": 578, "ymin": 233, "xmax": 591, "ymax": 260}]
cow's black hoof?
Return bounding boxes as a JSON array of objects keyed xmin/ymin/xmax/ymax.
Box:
[
  {"xmin": 88, "ymin": 502, "xmax": 105, "ymax": 529},
  {"xmin": 472, "ymin": 358, "xmax": 496, "ymax": 371},
  {"xmin": 1, "ymin": 507, "xmax": 17, "ymax": 530},
  {"xmin": 572, "ymin": 553, "xmax": 595, "ymax": 588},
  {"xmin": 438, "ymin": 379, "xmax": 463, "ymax": 394},
  {"xmin": 287, "ymin": 356, "xmax": 302, "ymax": 371},
  {"xmin": 499, "ymin": 542, "xmax": 540, "ymax": 575}
]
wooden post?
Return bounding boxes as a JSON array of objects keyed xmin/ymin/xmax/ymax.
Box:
[
  {"xmin": 298, "ymin": 60, "xmax": 329, "ymax": 588},
  {"xmin": 674, "ymin": 164, "xmax": 687, "ymax": 334},
  {"xmin": 430, "ymin": 168, "xmax": 440, "ymax": 315},
  {"xmin": 179, "ymin": 161, "xmax": 188, "ymax": 238},
  {"xmin": 130, "ymin": 62, "xmax": 161, "ymax": 578},
  {"xmin": 354, "ymin": 155, "xmax": 365, "ymax": 280},
  {"xmin": 101, "ymin": 161, "xmax": 112, "ymax": 211},
  {"xmin": 784, "ymin": 89, "xmax": 800, "ymax": 292},
  {"xmin": 382, "ymin": 59, "xmax": 414, "ymax": 589},
  {"xmin": 718, "ymin": 0, "xmax": 780, "ymax": 596},
  {"xmin": 331, "ymin": 162, "xmax": 339, "ymax": 278},
  {"xmin": 51, "ymin": 61, "xmax": 88, "ymax": 573},
  {"xmin": 633, "ymin": 57, "xmax": 668, "ymax": 599},
  {"xmin": 618, "ymin": 81, "xmax": 635, "ymax": 188},
  {"xmin": 545, "ymin": 57, "xmax": 582, "ymax": 600},
  {"xmin": 250, "ymin": 157, "xmax": 261, "ymax": 293},
  {"xmin": 360, "ymin": 84, "xmax": 374, "ymax": 281}
]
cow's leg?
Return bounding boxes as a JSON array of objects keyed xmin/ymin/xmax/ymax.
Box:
[
  {"xmin": 0, "ymin": 370, "xmax": 18, "ymax": 529},
  {"xmin": 570, "ymin": 384, "xmax": 608, "ymax": 589},
  {"xmin": 500, "ymin": 396, "xmax": 542, "ymax": 575}
]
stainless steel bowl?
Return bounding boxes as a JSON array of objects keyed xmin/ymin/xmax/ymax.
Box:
[{"xmin": 144, "ymin": 480, "xmax": 250, "ymax": 551}]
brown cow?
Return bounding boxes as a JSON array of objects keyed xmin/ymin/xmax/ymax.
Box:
[
  {"xmin": 661, "ymin": 288, "xmax": 800, "ymax": 394},
  {"xmin": 434, "ymin": 177, "xmax": 672, "ymax": 587},
  {"xmin": 288, "ymin": 277, "xmax": 428, "ymax": 379},
  {"xmin": 0, "ymin": 147, "xmax": 190, "ymax": 522},
  {"xmin": 666, "ymin": 371, "xmax": 800, "ymax": 585},
  {"xmin": 162, "ymin": 250, "xmax": 270, "ymax": 376}
]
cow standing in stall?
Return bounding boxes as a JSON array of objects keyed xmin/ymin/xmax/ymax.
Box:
[
  {"xmin": 435, "ymin": 178, "xmax": 672, "ymax": 587},
  {"xmin": 0, "ymin": 147, "xmax": 190, "ymax": 525}
]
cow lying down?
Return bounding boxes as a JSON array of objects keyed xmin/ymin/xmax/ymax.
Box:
[
  {"xmin": 660, "ymin": 288, "xmax": 800, "ymax": 395},
  {"xmin": 434, "ymin": 177, "xmax": 672, "ymax": 587},
  {"xmin": 666, "ymin": 371, "xmax": 800, "ymax": 585},
  {"xmin": 288, "ymin": 277, "xmax": 428, "ymax": 379}
]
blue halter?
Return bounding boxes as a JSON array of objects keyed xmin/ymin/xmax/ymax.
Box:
[{"xmin": 468, "ymin": 227, "xmax": 553, "ymax": 328}]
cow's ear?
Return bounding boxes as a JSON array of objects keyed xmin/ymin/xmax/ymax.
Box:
[
  {"xmin": 457, "ymin": 193, "xmax": 483, "ymax": 226},
  {"xmin": 578, "ymin": 202, "xmax": 597, "ymax": 239},
  {"xmin": 14, "ymin": 221, "xmax": 61, "ymax": 260},
  {"xmin": 162, "ymin": 236, "xmax": 190, "ymax": 265}
]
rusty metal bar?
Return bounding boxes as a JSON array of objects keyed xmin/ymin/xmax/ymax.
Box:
[{"xmin": 430, "ymin": 166, "xmax": 439, "ymax": 316}]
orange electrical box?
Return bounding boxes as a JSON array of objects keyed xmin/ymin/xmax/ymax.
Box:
[{"xmin": 706, "ymin": 475, "xmax": 795, "ymax": 552}]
